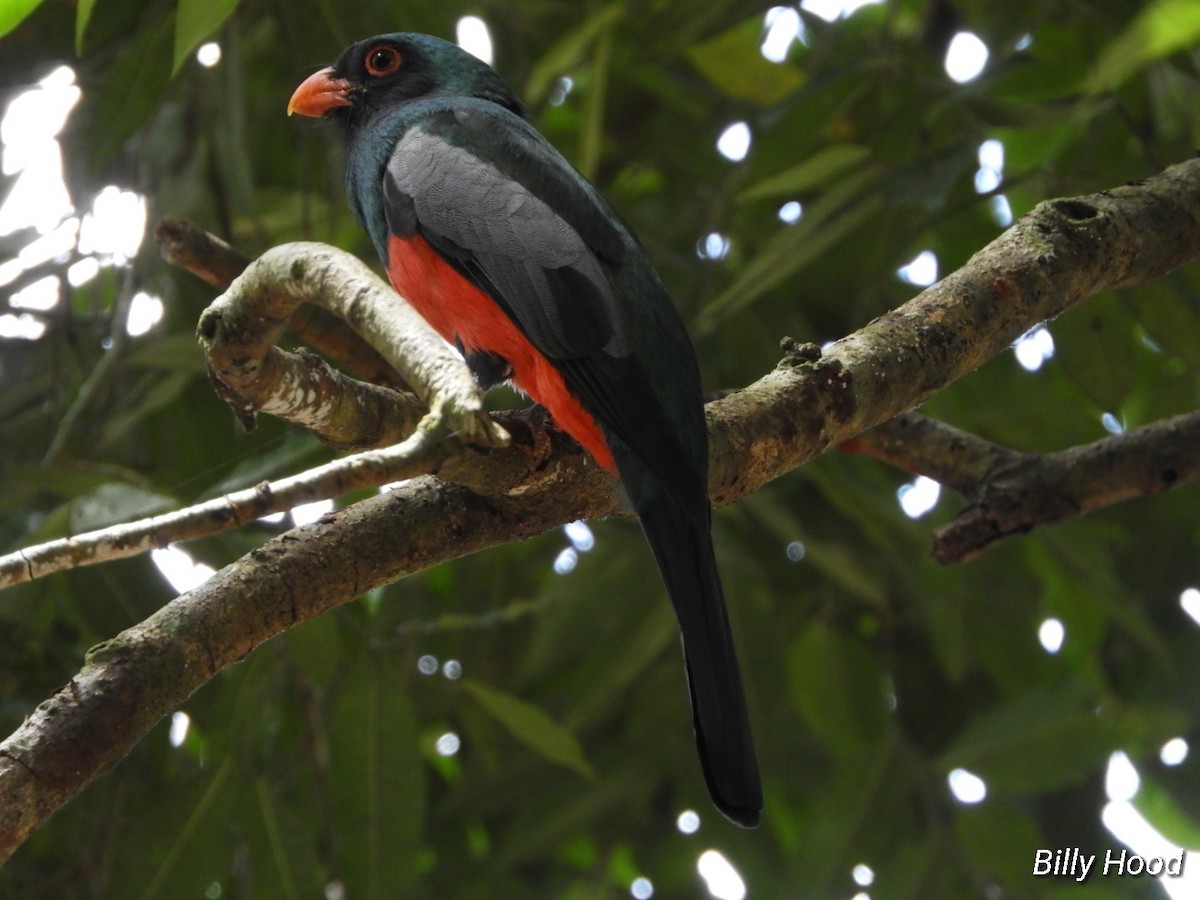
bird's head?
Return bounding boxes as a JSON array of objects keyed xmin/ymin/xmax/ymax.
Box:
[{"xmin": 288, "ymin": 32, "xmax": 524, "ymax": 128}]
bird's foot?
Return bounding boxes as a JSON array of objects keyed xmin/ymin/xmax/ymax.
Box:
[{"xmin": 491, "ymin": 405, "xmax": 562, "ymax": 469}]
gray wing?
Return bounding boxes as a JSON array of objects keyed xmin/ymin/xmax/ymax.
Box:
[{"xmin": 382, "ymin": 113, "xmax": 631, "ymax": 361}]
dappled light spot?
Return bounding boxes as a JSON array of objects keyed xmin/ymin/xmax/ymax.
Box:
[
  {"xmin": 17, "ymin": 216, "xmax": 79, "ymax": 273},
  {"xmin": 761, "ymin": 7, "xmax": 805, "ymax": 62},
  {"xmin": 897, "ymin": 475, "xmax": 940, "ymax": 518},
  {"xmin": 1101, "ymin": 412, "xmax": 1124, "ymax": 435},
  {"xmin": 975, "ymin": 139, "xmax": 1004, "ymax": 193},
  {"xmin": 676, "ymin": 809, "xmax": 701, "ymax": 834},
  {"xmin": 0, "ymin": 65, "xmax": 79, "ymax": 237},
  {"xmin": 379, "ymin": 478, "xmax": 414, "ymax": 493},
  {"xmin": 975, "ymin": 167, "xmax": 1001, "ymax": 194},
  {"xmin": 290, "ymin": 498, "xmax": 334, "ymax": 526},
  {"xmin": 1179, "ymin": 587, "xmax": 1200, "ymax": 626},
  {"xmin": 778, "ymin": 200, "xmax": 803, "ymax": 224},
  {"xmin": 697, "ymin": 232, "xmax": 731, "ymax": 261},
  {"xmin": 197, "ymin": 42, "xmax": 222, "ymax": 67},
  {"xmin": 553, "ymin": 546, "xmax": 578, "ymax": 575},
  {"xmin": 800, "ymin": 0, "xmax": 883, "ymax": 23},
  {"xmin": 564, "ymin": 520, "xmax": 595, "ymax": 552},
  {"xmin": 897, "ymin": 250, "xmax": 938, "ymax": 286},
  {"xmin": 0, "ymin": 312, "xmax": 46, "ymax": 340},
  {"xmin": 79, "ymin": 186, "xmax": 147, "ymax": 263},
  {"xmin": 152, "ymin": 545, "xmax": 216, "ymax": 593},
  {"xmin": 852, "ymin": 863, "xmax": 875, "ymax": 886},
  {"xmin": 716, "ymin": 122, "xmax": 751, "ymax": 162},
  {"xmin": 989, "ymin": 194, "xmax": 1013, "ymax": 226},
  {"xmin": 0, "ymin": 258, "xmax": 20, "ymax": 287},
  {"xmin": 945, "ymin": 32, "xmax": 989, "ymax": 84},
  {"xmin": 9, "ymin": 275, "xmax": 59, "ymax": 312},
  {"xmin": 417, "ymin": 654, "xmax": 439, "ymax": 675},
  {"xmin": 169, "ymin": 711, "xmax": 191, "ymax": 748},
  {"xmin": 1038, "ymin": 617, "xmax": 1065, "ymax": 654},
  {"xmin": 550, "ymin": 76, "xmax": 574, "ymax": 106},
  {"xmin": 1106, "ymin": 751, "xmax": 1139, "ymax": 802},
  {"xmin": 456, "ymin": 16, "xmax": 493, "ymax": 64},
  {"xmin": 126, "ymin": 291, "xmax": 165, "ymax": 337},
  {"xmin": 948, "ymin": 767, "xmax": 987, "ymax": 803},
  {"xmin": 978, "ymin": 138, "xmax": 1004, "ymax": 173},
  {"xmin": 630, "ymin": 876, "xmax": 654, "ymax": 899},
  {"xmin": 786, "ymin": 540, "xmax": 806, "ymax": 562},
  {"xmin": 697, "ymin": 849, "xmax": 746, "ymax": 900},
  {"xmin": 1013, "ymin": 325, "xmax": 1054, "ymax": 371},
  {"xmin": 67, "ymin": 255, "xmax": 100, "ymax": 286},
  {"xmin": 442, "ymin": 659, "xmax": 462, "ymax": 680},
  {"xmin": 1160, "ymin": 737, "xmax": 1188, "ymax": 767},
  {"xmin": 435, "ymin": 732, "xmax": 461, "ymax": 756}
]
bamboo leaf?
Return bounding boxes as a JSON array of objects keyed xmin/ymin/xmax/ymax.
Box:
[
  {"xmin": 740, "ymin": 144, "xmax": 872, "ymax": 202},
  {"xmin": 1086, "ymin": 0, "xmax": 1200, "ymax": 93},
  {"xmin": 524, "ymin": 2, "xmax": 624, "ymax": 106},
  {"xmin": 75, "ymin": 0, "xmax": 98, "ymax": 53},
  {"xmin": 173, "ymin": 0, "xmax": 241, "ymax": 75},
  {"xmin": 0, "ymin": 0, "xmax": 43, "ymax": 40},
  {"xmin": 463, "ymin": 678, "xmax": 595, "ymax": 778}
]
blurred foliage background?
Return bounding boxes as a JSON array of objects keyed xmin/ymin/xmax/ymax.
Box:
[{"xmin": 2, "ymin": 0, "xmax": 1200, "ymax": 897}]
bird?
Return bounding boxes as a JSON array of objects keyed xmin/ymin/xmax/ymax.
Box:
[{"xmin": 288, "ymin": 32, "xmax": 761, "ymax": 827}]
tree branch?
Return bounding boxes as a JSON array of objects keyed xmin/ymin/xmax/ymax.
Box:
[
  {"xmin": 4, "ymin": 158, "xmax": 1200, "ymax": 859},
  {"xmin": 852, "ymin": 411, "xmax": 1200, "ymax": 562},
  {"xmin": 842, "ymin": 411, "xmax": 1024, "ymax": 494},
  {"xmin": 156, "ymin": 217, "xmax": 407, "ymax": 389},
  {"xmin": 196, "ymin": 240, "xmax": 507, "ymax": 449},
  {"xmin": 928, "ymin": 411, "xmax": 1200, "ymax": 563}
]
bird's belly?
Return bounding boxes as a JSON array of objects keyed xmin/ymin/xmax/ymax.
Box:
[{"xmin": 386, "ymin": 234, "xmax": 615, "ymax": 471}]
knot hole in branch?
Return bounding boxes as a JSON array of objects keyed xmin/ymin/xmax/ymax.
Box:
[{"xmin": 1051, "ymin": 199, "xmax": 1099, "ymax": 221}]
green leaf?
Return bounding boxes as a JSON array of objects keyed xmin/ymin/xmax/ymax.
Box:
[
  {"xmin": 1132, "ymin": 773, "xmax": 1200, "ymax": 850},
  {"xmin": 99, "ymin": 370, "xmax": 194, "ymax": 451},
  {"xmin": 125, "ymin": 332, "xmax": 207, "ymax": 373},
  {"xmin": 1052, "ymin": 292, "xmax": 1160, "ymax": 416},
  {"xmin": 139, "ymin": 758, "xmax": 236, "ymax": 899},
  {"xmin": 955, "ymin": 800, "xmax": 1046, "ymax": 890},
  {"xmin": 87, "ymin": 13, "xmax": 174, "ymax": 170},
  {"xmin": 577, "ymin": 21, "xmax": 614, "ymax": 180},
  {"xmin": 75, "ymin": 0, "xmax": 98, "ymax": 54},
  {"xmin": 463, "ymin": 678, "xmax": 595, "ymax": 778},
  {"xmin": 0, "ymin": 0, "xmax": 43, "ymax": 40},
  {"xmin": 939, "ymin": 684, "xmax": 1116, "ymax": 793},
  {"xmin": 695, "ymin": 169, "xmax": 883, "ymax": 336},
  {"xmin": 329, "ymin": 657, "xmax": 425, "ymax": 899},
  {"xmin": 685, "ymin": 16, "xmax": 805, "ymax": 105},
  {"xmin": 69, "ymin": 483, "xmax": 177, "ymax": 533},
  {"xmin": 173, "ymin": 0, "xmax": 241, "ymax": 74},
  {"xmin": 787, "ymin": 621, "xmax": 887, "ymax": 753},
  {"xmin": 1086, "ymin": 0, "xmax": 1200, "ymax": 93},
  {"xmin": 739, "ymin": 144, "xmax": 872, "ymax": 202},
  {"xmin": 524, "ymin": 2, "xmax": 625, "ymax": 106},
  {"xmin": 1130, "ymin": 275, "xmax": 1200, "ymax": 367}
]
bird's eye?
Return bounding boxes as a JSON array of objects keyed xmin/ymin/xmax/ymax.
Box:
[{"xmin": 365, "ymin": 46, "xmax": 403, "ymax": 77}]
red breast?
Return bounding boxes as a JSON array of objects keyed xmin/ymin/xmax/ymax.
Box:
[{"xmin": 386, "ymin": 234, "xmax": 616, "ymax": 472}]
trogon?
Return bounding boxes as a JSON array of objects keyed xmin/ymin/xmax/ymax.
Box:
[{"xmin": 289, "ymin": 32, "xmax": 762, "ymax": 827}]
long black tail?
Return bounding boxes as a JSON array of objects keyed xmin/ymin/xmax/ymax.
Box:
[{"xmin": 631, "ymin": 477, "xmax": 762, "ymax": 828}]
